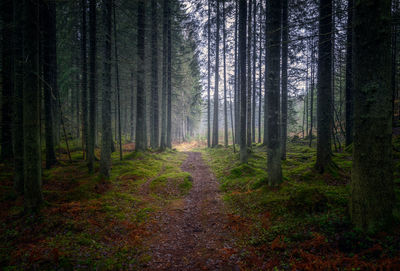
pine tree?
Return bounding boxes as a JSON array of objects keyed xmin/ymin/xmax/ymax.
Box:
[
  {"xmin": 239, "ymin": 0, "xmax": 248, "ymax": 163},
  {"xmin": 212, "ymin": 0, "xmax": 220, "ymax": 147}
]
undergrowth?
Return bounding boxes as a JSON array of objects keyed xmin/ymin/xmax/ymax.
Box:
[{"xmin": 200, "ymin": 142, "xmax": 400, "ymax": 270}]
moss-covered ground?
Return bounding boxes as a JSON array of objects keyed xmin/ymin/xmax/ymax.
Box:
[
  {"xmin": 197, "ymin": 141, "xmax": 400, "ymax": 270},
  {"xmin": 0, "ymin": 145, "xmax": 190, "ymax": 270}
]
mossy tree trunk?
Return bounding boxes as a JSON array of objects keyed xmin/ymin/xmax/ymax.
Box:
[
  {"xmin": 281, "ymin": 0, "xmax": 288, "ymax": 160},
  {"xmin": 150, "ymin": 0, "xmax": 159, "ymax": 149},
  {"xmin": 350, "ymin": 0, "xmax": 394, "ymax": 232},
  {"xmin": 81, "ymin": 0, "xmax": 88, "ymax": 160},
  {"xmin": 266, "ymin": 0, "xmax": 282, "ymax": 185}
]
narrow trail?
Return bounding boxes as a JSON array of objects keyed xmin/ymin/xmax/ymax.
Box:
[{"xmin": 144, "ymin": 152, "xmax": 239, "ymax": 271}]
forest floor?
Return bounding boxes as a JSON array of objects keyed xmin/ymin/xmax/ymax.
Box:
[{"xmin": 0, "ymin": 140, "xmax": 400, "ymax": 270}]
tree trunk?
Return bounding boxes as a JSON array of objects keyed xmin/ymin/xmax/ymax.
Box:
[
  {"xmin": 160, "ymin": 0, "xmax": 168, "ymax": 150},
  {"xmin": 23, "ymin": 0, "xmax": 43, "ymax": 212},
  {"xmin": 281, "ymin": 0, "xmax": 288, "ymax": 160},
  {"xmin": 12, "ymin": 0, "xmax": 24, "ymax": 195},
  {"xmin": 223, "ymin": 0, "xmax": 228, "ymax": 147},
  {"xmin": 350, "ymin": 0, "xmax": 394, "ymax": 232},
  {"xmin": 87, "ymin": 0, "xmax": 97, "ymax": 173},
  {"xmin": 239, "ymin": 0, "xmax": 247, "ymax": 163},
  {"xmin": 136, "ymin": 0, "xmax": 146, "ymax": 151},
  {"xmin": 258, "ymin": 0, "xmax": 263, "ymax": 144},
  {"xmin": 43, "ymin": 0, "xmax": 57, "ymax": 168},
  {"xmin": 113, "ymin": 3, "xmax": 122, "ymax": 160},
  {"xmin": 166, "ymin": 0, "xmax": 172, "ymax": 148},
  {"xmin": 345, "ymin": 0, "xmax": 353, "ymax": 146},
  {"xmin": 212, "ymin": 0, "xmax": 220, "ymax": 147},
  {"xmin": 246, "ymin": 0, "xmax": 252, "ymax": 148},
  {"xmin": 130, "ymin": 71, "xmax": 135, "ymax": 141},
  {"xmin": 315, "ymin": 0, "xmax": 333, "ymax": 173},
  {"xmin": 207, "ymin": 0, "xmax": 211, "ymax": 148},
  {"xmin": 81, "ymin": 0, "xmax": 88, "ymax": 160},
  {"xmin": 100, "ymin": 0, "xmax": 112, "ymax": 178},
  {"xmin": 263, "ymin": 0, "xmax": 268, "ymax": 146},
  {"xmin": 252, "ymin": 0, "xmax": 256, "ymax": 144},
  {"xmin": 309, "ymin": 39, "xmax": 315, "ymax": 147},
  {"xmin": 151, "ymin": 0, "xmax": 159, "ymax": 149},
  {"xmin": 266, "ymin": 0, "xmax": 282, "ymax": 185},
  {"xmin": 1, "ymin": 0, "xmax": 14, "ymax": 162}
]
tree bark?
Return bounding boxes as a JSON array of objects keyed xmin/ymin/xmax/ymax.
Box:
[
  {"xmin": 350, "ymin": 0, "xmax": 394, "ymax": 232},
  {"xmin": 281, "ymin": 0, "xmax": 288, "ymax": 160},
  {"xmin": 81, "ymin": 0, "xmax": 88, "ymax": 160},
  {"xmin": 246, "ymin": 0, "xmax": 252, "ymax": 148},
  {"xmin": 166, "ymin": 0, "xmax": 172, "ymax": 148},
  {"xmin": 23, "ymin": 0, "xmax": 43, "ymax": 212},
  {"xmin": 239, "ymin": 0, "xmax": 247, "ymax": 163},
  {"xmin": 100, "ymin": 0, "xmax": 112, "ymax": 178},
  {"xmin": 223, "ymin": 0, "xmax": 228, "ymax": 147},
  {"xmin": 266, "ymin": 0, "xmax": 282, "ymax": 185},
  {"xmin": 315, "ymin": 0, "xmax": 333, "ymax": 173},
  {"xmin": 207, "ymin": 0, "xmax": 211, "ymax": 148},
  {"xmin": 212, "ymin": 0, "xmax": 220, "ymax": 147},
  {"xmin": 151, "ymin": 0, "xmax": 159, "ymax": 149},
  {"xmin": 1, "ymin": 0, "xmax": 14, "ymax": 162},
  {"xmin": 345, "ymin": 0, "xmax": 353, "ymax": 146},
  {"xmin": 87, "ymin": 0, "xmax": 97, "ymax": 173},
  {"xmin": 136, "ymin": 0, "xmax": 146, "ymax": 151},
  {"xmin": 160, "ymin": 0, "xmax": 168, "ymax": 150},
  {"xmin": 113, "ymin": 2, "xmax": 122, "ymax": 160},
  {"xmin": 252, "ymin": 0, "xmax": 256, "ymax": 144}
]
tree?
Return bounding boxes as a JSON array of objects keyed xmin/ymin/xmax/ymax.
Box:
[
  {"xmin": 43, "ymin": 0, "xmax": 57, "ymax": 168},
  {"xmin": 252, "ymin": 0, "xmax": 256, "ymax": 144},
  {"xmin": 266, "ymin": 0, "xmax": 282, "ymax": 185},
  {"xmin": 23, "ymin": 0, "xmax": 43, "ymax": 211},
  {"xmin": 160, "ymin": 0, "xmax": 168, "ymax": 151},
  {"xmin": 100, "ymin": 0, "xmax": 112, "ymax": 178},
  {"xmin": 136, "ymin": 0, "xmax": 146, "ymax": 151},
  {"xmin": 113, "ymin": 2, "xmax": 122, "ymax": 159},
  {"xmin": 12, "ymin": 0, "xmax": 24, "ymax": 195},
  {"xmin": 315, "ymin": 0, "xmax": 333, "ymax": 173},
  {"xmin": 1, "ymin": 0, "xmax": 14, "ymax": 162},
  {"xmin": 246, "ymin": 0, "xmax": 252, "ymax": 148},
  {"xmin": 350, "ymin": 0, "xmax": 394, "ymax": 232},
  {"xmin": 345, "ymin": 0, "xmax": 353, "ymax": 147},
  {"xmin": 239, "ymin": 0, "xmax": 247, "ymax": 163},
  {"xmin": 212, "ymin": 0, "xmax": 220, "ymax": 147},
  {"xmin": 166, "ymin": 0, "xmax": 172, "ymax": 148},
  {"xmin": 281, "ymin": 0, "xmax": 288, "ymax": 160},
  {"xmin": 151, "ymin": 0, "xmax": 159, "ymax": 149},
  {"xmin": 223, "ymin": 0, "xmax": 228, "ymax": 147},
  {"xmin": 87, "ymin": 0, "xmax": 97, "ymax": 173},
  {"xmin": 207, "ymin": 0, "xmax": 211, "ymax": 148},
  {"xmin": 81, "ymin": 0, "xmax": 88, "ymax": 160}
]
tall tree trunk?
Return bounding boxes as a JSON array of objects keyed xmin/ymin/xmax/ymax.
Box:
[
  {"xmin": 130, "ymin": 71, "xmax": 135, "ymax": 141},
  {"xmin": 1, "ymin": 0, "xmax": 14, "ymax": 162},
  {"xmin": 239, "ymin": 0, "xmax": 248, "ymax": 163},
  {"xmin": 350, "ymin": 0, "xmax": 394, "ymax": 232},
  {"xmin": 246, "ymin": 0, "xmax": 252, "ymax": 148},
  {"xmin": 345, "ymin": 0, "xmax": 353, "ymax": 146},
  {"xmin": 23, "ymin": 0, "xmax": 43, "ymax": 211},
  {"xmin": 315, "ymin": 0, "xmax": 333, "ymax": 173},
  {"xmin": 151, "ymin": 0, "xmax": 159, "ymax": 149},
  {"xmin": 263, "ymin": 0, "xmax": 268, "ymax": 146},
  {"xmin": 223, "ymin": 0, "xmax": 228, "ymax": 147},
  {"xmin": 113, "ymin": 3, "xmax": 122, "ymax": 160},
  {"xmin": 100, "ymin": 0, "xmax": 112, "ymax": 178},
  {"xmin": 12, "ymin": 0, "xmax": 24, "ymax": 194},
  {"xmin": 81, "ymin": 0, "xmax": 88, "ymax": 160},
  {"xmin": 136, "ymin": 0, "xmax": 146, "ymax": 151},
  {"xmin": 258, "ymin": 0, "xmax": 263, "ymax": 144},
  {"xmin": 309, "ymin": 39, "xmax": 315, "ymax": 147},
  {"xmin": 212, "ymin": 0, "xmax": 220, "ymax": 147},
  {"xmin": 87, "ymin": 0, "xmax": 97, "ymax": 173},
  {"xmin": 266, "ymin": 0, "xmax": 282, "ymax": 185},
  {"xmin": 207, "ymin": 0, "xmax": 211, "ymax": 148},
  {"xmin": 166, "ymin": 0, "xmax": 172, "ymax": 148},
  {"xmin": 234, "ymin": 0, "xmax": 240, "ymax": 145},
  {"xmin": 252, "ymin": 0, "xmax": 256, "ymax": 144},
  {"xmin": 160, "ymin": 0, "xmax": 168, "ymax": 150},
  {"xmin": 281, "ymin": 0, "xmax": 288, "ymax": 160},
  {"xmin": 43, "ymin": 0, "xmax": 57, "ymax": 168}
]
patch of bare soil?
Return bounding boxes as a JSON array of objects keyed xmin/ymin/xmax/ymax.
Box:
[{"xmin": 143, "ymin": 152, "xmax": 239, "ymax": 270}]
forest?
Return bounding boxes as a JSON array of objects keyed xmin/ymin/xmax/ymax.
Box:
[{"xmin": 0, "ymin": 0, "xmax": 400, "ymax": 270}]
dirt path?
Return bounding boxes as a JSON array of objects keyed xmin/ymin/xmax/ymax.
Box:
[{"xmin": 144, "ymin": 152, "xmax": 239, "ymax": 271}]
